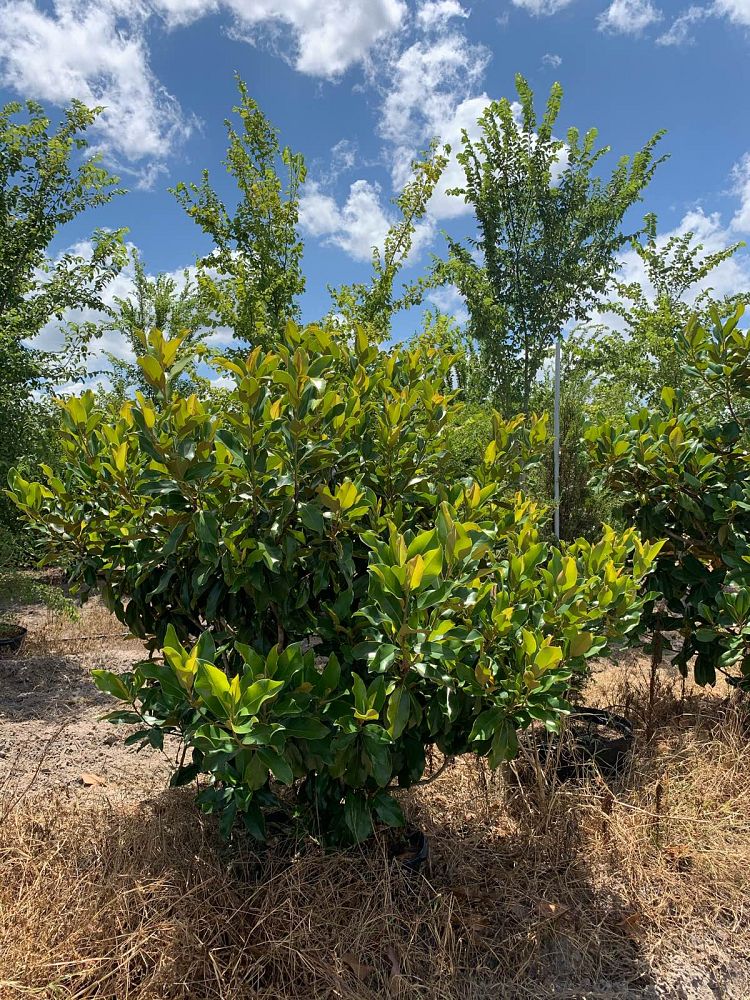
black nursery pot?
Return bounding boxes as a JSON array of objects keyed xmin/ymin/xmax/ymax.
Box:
[
  {"xmin": 536, "ymin": 707, "xmax": 633, "ymax": 780},
  {"xmin": 0, "ymin": 623, "xmax": 27, "ymax": 656},
  {"xmin": 391, "ymin": 828, "xmax": 429, "ymax": 873}
]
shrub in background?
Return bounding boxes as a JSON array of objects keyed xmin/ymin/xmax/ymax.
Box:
[
  {"xmin": 11, "ymin": 322, "xmax": 659, "ymax": 842},
  {"xmin": 587, "ymin": 306, "xmax": 750, "ymax": 688},
  {"xmin": 529, "ymin": 376, "xmax": 619, "ymax": 542}
]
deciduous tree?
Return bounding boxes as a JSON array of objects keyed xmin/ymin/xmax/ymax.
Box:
[{"xmin": 432, "ymin": 75, "xmax": 665, "ymax": 414}]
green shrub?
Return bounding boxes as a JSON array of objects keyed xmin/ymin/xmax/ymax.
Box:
[
  {"xmin": 587, "ymin": 306, "xmax": 750, "ymax": 687},
  {"xmin": 440, "ymin": 404, "xmax": 494, "ymax": 483},
  {"xmin": 11, "ymin": 322, "xmax": 659, "ymax": 842}
]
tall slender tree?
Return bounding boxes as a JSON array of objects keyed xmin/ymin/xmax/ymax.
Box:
[
  {"xmin": 0, "ymin": 98, "xmax": 125, "ymax": 548},
  {"xmin": 172, "ymin": 77, "xmax": 306, "ymax": 349},
  {"xmin": 432, "ymin": 74, "xmax": 666, "ymax": 414}
]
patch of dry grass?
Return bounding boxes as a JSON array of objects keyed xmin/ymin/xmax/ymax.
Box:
[
  {"xmin": 20, "ymin": 595, "xmax": 140, "ymax": 661},
  {"xmin": 1, "ymin": 665, "xmax": 749, "ymax": 999}
]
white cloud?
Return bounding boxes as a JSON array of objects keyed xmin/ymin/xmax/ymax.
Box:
[
  {"xmin": 0, "ymin": 0, "xmax": 407, "ymax": 181},
  {"xmin": 713, "ymin": 0, "xmax": 750, "ymax": 26},
  {"xmin": 416, "ymin": 0, "xmax": 469, "ymax": 29},
  {"xmin": 380, "ymin": 32, "xmax": 489, "ymax": 152},
  {"xmin": 427, "ymin": 283, "xmax": 468, "ymax": 324},
  {"xmin": 613, "ymin": 208, "xmax": 750, "ymax": 309},
  {"xmin": 378, "ymin": 30, "xmax": 490, "ymax": 212},
  {"xmin": 511, "ymin": 0, "xmax": 575, "ymax": 14},
  {"xmin": 0, "ymin": 1, "xmax": 193, "ymax": 172},
  {"xmin": 542, "ymin": 52, "xmax": 563, "ymax": 66},
  {"xmin": 154, "ymin": 0, "xmax": 407, "ymax": 78},
  {"xmin": 424, "ymin": 95, "xmax": 494, "ymax": 219},
  {"xmin": 730, "ymin": 154, "xmax": 750, "ymax": 233},
  {"xmin": 299, "ymin": 178, "xmax": 434, "ymax": 262},
  {"xmin": 598, "ymin": 0, "xmax": 662, "ymax": 34},
  {"xmin": 657, "ymin": 5, "xmax": 708, "ymax": 44},
  {"xmin": 300, "ymin": 15, "xmax": 492, "ymax": 264}
]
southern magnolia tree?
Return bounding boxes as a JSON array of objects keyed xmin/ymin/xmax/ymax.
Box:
[
  {"xmin": 587, "ymin": 306, "xmax": 750, "ymax": 688},
  {"xmin": 428, "ymin": 74, "xmax": 665, "ymax": 413},
  {"xmin": 12, "ymin": 323, "xmax": 659, "ymax": 842}
]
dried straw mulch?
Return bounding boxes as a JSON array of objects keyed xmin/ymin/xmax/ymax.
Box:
[{"xmin": 1, "ymin": 665, "xmax": 750, "ymax": 1000}]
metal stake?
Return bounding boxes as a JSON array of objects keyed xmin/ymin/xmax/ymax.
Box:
[{"xmin": 554, "ymin": 334, "xmax": 561, "ymax": 540}]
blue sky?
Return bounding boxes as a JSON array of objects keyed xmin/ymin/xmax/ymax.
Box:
[{"xmin": 1, "ymin": 0, "xmax": 749, "ymax": 358}]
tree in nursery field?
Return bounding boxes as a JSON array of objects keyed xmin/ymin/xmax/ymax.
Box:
[
  {"xmin": 172, "ymin": 77, "xmax": 306, "ymax": 350},
  {"xmin": 569, "ymin": 213, "xmax": 746, "ymax": 420},
  {"xmin": 99, "ymin": 249, "xmax": 215, "ymax": 403},
  {"xmin": 12, "ymin": 320, "xmax": 660, "ymax": 844},
  {"xmin": 329, "ymin": 142, "xmax": 448, "ymax": 340},
  {"xmin": 425, "ymin": 74, "xmax": 665, "ymax": 414},
  {"xmin": 587, "ymin": 305, "xmax": 750, "ymax": 689},
  {"xmin": 0, "ymin": 98, "xmax": 126, "ymax": 552}
]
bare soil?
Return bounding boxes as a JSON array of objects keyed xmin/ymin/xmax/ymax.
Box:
[{"xmin": 1, "ymin": 598, "xmax": 172, "ymax": 802}]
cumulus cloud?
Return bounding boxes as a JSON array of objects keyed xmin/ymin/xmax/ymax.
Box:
[
  {"xmin": 423, "ymin": 95, "xmax": 495, "ymax": 219},
  {"xmin": 511, "ymin": 0, "xmax": 576, "ymax": 14},
  {"xmin": 0, "ymin": 0, "xmax": 407, "ymax": 179},
  {"xmin": 416, "ymin": 0, "xmax": 469, "ymax": 29},
  {"xmin": 380, "ymin": 32, "xmax": 489, "ymax": 151},
  {"xmin": 377, "ymin": 29, "xmax": 491, "ymax": 211},
  {"xmin": 542, "ymin": 52, "xmax": 563, "ymax": 66},
  {"xmin": 598, "ymin": 0, "xmax": 662, "ymax": 34},
  {"xmin": 713, "ymin": 0, "xmax": 750, "ymax": 26},
  {"xmin": 147, "ymin": 0, "xmax": 406, "ymax": 77},
  {"xmin": 299, "ymin": 179, "xmax": 434, "ymax": 262},
  {"xmin": 298, "ymin": 5, "xmax": 491, "ymax": 264},
  {"xmin": 0, "ymin": 0, "xmax": 193, "ymax": 174}
]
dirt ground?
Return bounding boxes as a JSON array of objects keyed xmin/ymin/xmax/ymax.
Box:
[
  {"xmin": 1, "ymin": 596, "xmax": 750, "ymax": 999},
  {"xmin": 0, "ymin": 598, "xmax": 172, "ymax": 802}
]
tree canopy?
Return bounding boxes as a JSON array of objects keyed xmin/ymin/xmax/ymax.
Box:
[{"xmin": 432, "ymin": 74, "xmax": 666, "ymax": 413}]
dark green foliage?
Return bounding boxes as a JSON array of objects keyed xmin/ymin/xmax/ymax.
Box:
[
  {"xmin": 440, "ymin": 405, "xmax": 494, "ymax": 483},
  {"xmin": 587, "ymin": 306, "xmax": 750, "ymax": 687},
  {"xmin": 12, "ymin": 322, "xmax": 659, "ymax": 843}
]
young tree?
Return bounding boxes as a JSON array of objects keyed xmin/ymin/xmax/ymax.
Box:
[
  {"xmin": 99, "ymin": 249, "xmax": 215, "ymax": 401},
  {"xmin": 172, "ymin": 78, "xmax": 306, "ymax": 349},
  {"xmin": 0, "ymin": 98, "xmax": 125, "ymax": 548},
  {"xmin": 568, "ymin": 214, "xmax": 746, "ymax": 418},
  {"xmin": 0, "ymin": 100, "xmax": 125, "ymax": 342},
  {"xmin": 432, "ymin": 75, "xmax": 665, "ymax": 414},
  {"xmin": 329, "ymin": 143, "xmax": 448, "ymax": 340}
]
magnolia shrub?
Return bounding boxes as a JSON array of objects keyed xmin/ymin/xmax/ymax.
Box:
[
  {"xmin": 12, "ymin": 322, "xmax": 659, "ymax": 841},
  {"xmin": 587, "ymin": 306, "xmax": 750, "ymax": 687}
]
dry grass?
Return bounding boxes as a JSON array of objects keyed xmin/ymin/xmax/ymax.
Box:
[
  {"xmin": 20, "ymin": 596, "xmax": 139, "ymax": 661},
  {"xmin": 1, "ymin": 662, "xmax": 750, "ymax": 999}
]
